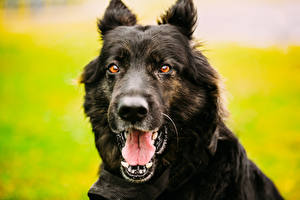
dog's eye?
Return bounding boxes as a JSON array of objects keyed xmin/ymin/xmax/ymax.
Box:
[
  {"xmin": 107, "ymin": 64, "xmax": 120, "ymax": 74},
  {"xmin": 159, "ymin": 65, "xmax": 172, "ymax": 73}
]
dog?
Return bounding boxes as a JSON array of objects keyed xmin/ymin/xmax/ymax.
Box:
[{"xmin": 80, "ymin": 0, "xmax": 284, "ymax": 199}]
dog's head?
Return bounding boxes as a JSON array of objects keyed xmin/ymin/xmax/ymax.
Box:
[{"xmin": 81, "ymin": 0, "xmax": 224, "ymax": 183}]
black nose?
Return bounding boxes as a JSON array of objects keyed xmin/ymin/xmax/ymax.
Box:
[{"xmin": 118, "ymin": 96, "xmax": 149, "ymax": 123}]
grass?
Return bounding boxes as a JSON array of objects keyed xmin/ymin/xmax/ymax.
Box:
[
  {"xmin": 0, "ymin": 15, "xmax": 299, "ymax": 200},
  {"xmin": 0, "ymin": 21, "xmax": 100, "ymax": 199}
]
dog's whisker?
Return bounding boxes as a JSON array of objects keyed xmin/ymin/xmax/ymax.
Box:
[{"xmin": 162, "ymin": 113, "xmax": 179, "ymax": 152}]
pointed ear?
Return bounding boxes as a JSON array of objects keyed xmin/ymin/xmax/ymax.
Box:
[
  {"xmin": 158, "ymin": 0, "xmax": 197, "ymax": 39},
  {"xmin": 98, "ymin": 0, "xmax": 137, "ymax": 35}
]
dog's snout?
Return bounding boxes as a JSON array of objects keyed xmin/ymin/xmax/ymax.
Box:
[{"xmin": 118, "ymin": 96, "xmax": 149, "ymax": 123}]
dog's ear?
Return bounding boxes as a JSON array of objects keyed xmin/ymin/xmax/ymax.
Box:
[
  {"xmin": 158, "ymin": 0, "xmax": 197, "ymax": 39},
  {"xmin": 98, "ymin": 0, "xmax": 137, "ymax": 35},
  {"xmin": 80, "ymin": 57, "xmax": 99, "ymax": 84}
]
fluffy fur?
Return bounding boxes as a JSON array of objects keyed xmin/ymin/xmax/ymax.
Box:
[{"xmin": 81, "ymin": 0, "xmax": 283, "ymax": 199}]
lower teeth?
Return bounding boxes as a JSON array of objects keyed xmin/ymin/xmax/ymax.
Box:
[
  {"xmin": 121, "ymin": 161, "xmax": 153, "ymax": 169},
  {"xmin": 122, "ymin": 162, "xmax": 153, "ymax": 175}
]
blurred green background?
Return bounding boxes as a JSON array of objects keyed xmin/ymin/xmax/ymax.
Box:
[{"xmin": 0, "ymin": 0, "xmax": 299, "ymax": 199}]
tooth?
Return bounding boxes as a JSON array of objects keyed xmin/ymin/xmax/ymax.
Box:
[
  {"xmin": 123, "ymin": 131, "xmax": 128, "ymax": 139},
  {"xmin": 152, "ymin": 132, "xmax": 158, "ymax": 140},
  {"xmin": 128, "ymin": 166, "xmax": 132, "ymax": 173},
  {"xmin": 121, "ymin": 161, "xmax": 129, "ymax": 168},
  {"xmin": 146, "ymin": 162, "xmax": 153, "ymax": 169},
  {"xmin": 139, "ymin": 169, "xmax": 143, "ymax": 174}
]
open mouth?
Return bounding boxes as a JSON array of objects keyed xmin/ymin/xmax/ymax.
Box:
[{"xmin": 116, "ymin": 126, "xmax": 167, "ymax": 182}]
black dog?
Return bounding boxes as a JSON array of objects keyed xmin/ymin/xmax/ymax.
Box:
[{"xmin": 80, "ymin": 0, "xmax": 283, "ymax": 199}]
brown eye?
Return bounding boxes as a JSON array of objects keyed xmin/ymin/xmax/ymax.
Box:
[
  {"xmin": 108, "ymin": 64, "xmax": 120, "ymax": 74},
  {"xmin": 159, "ymin": 65, "xmax": 171, "ymax": 73}
]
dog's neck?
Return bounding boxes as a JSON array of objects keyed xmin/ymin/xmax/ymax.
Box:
[{"xmin": 166, "ymin": 126, "xmax": 219, "ymax": 190}]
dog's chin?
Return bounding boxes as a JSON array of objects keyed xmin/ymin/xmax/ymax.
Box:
[{"xmin": 116, "ymin": 126, "xmax": 168, "ymax": 183}]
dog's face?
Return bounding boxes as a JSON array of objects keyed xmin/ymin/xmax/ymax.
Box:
[{"xmin": 81, "ymin": 0, "xmax": 222, "ymax": 183}]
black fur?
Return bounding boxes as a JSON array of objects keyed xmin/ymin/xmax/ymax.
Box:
[{"xmin": 81, "ymin": 0, "xmax": 283, "ymax": 199}]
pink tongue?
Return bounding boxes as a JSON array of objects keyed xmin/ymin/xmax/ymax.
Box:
[{"xmin": 121, "ymin": 130, "xmax": 156, "ymax": 166}]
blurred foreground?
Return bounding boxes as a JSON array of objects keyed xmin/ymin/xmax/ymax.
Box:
[{"xmin": 0, "ymin": 0, "xmax": 299, "ymax": 199}]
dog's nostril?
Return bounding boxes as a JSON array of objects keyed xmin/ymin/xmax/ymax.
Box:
[
  {"xmin": 119, "ymin": 106, "xmax": 131, "ymax": 118},
  {"xmin": 118, "ymin": 96, "xmax": 149, "ymax": 122},
  {"xmin": 137, "ymin": 106, "xmax": 148, "ymax": 115}
]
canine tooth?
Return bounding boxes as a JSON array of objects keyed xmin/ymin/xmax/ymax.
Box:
[
  {"xmin": 121, "ymin": 161, "xmax": 129, "ymax": 168},
  {"xmin": 146, "ymin": 162, "xmax": 153, "ymax": 169},
  {"xmin": 152, "ymin": 132, "xmax": 158, "ymax": 140},
  {"xmin": 123, "ymin": 131, "xmax": 128, "ymax": 139}
]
